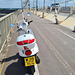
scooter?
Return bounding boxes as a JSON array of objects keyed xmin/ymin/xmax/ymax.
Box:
[{"xmin": 16, "ymin": 17, "xmax": 40, "ymax": 75}]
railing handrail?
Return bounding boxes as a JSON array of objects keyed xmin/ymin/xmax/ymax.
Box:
[{"xmin": 0, "ymin": 10, "xmax": 18, "ymax": 52}]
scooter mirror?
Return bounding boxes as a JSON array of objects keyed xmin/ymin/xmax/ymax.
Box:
[
  {"xmin": 31, "ymin": 20, "xmax": 33, "ymax": 22},
  {"xmin": 28, "ymin": 20, "xmax": 33, "ymax": 25},
  {"xmin": 10, "ymin": 24, "xmax": 14, "ymax": 27},
  {"xmin": 27, "ymin": 13, "xmax": 30, "ymax": 16}
]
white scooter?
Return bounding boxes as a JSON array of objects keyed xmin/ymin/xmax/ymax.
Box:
[{"xmin": 16, "ymin": 17, "xmax": 40, "ymax": 75}]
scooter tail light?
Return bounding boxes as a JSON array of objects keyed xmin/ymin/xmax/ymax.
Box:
[
  {"xmin": 23, "ymin": 40, "xmax": 28, "ymax": 44},
  {"xmin": 25, "ymin": 50, "xmax": 32, "ymax": 56},
  {"xmin": 29, "ymin": 39, "xmax": 35, "ymax": 44},
  {"xmin": 17, "ymin": 39, "xmax": 35, "ymax": 45},
  {"xmin": 17, "ymin": 40, "xmax": 28, "ymax": 45},
  {"xmin": 17, "ymin": 41, "xmax": 23, "ymax": 45}
]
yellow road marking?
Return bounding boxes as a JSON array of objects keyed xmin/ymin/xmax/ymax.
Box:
[{"xmin": 0, "ymin": 48, "xmax": 9, "ymax": 75}]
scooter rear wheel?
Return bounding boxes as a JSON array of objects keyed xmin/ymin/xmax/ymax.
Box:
[{"xmin": 25, "ymin": 65, "xmax": 35, "ymax": 75}]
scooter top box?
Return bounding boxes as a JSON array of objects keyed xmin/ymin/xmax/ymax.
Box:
[{"xmin": 16, "ymin": 34, "xmax": 36, "ymax": 49}]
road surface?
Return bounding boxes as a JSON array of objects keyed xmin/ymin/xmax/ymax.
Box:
[
  {"xmin": 1, "ymin": 11, "xmax": 75, "ymax": 75},
  {"xmin": 28, "ymin": 12, "xmax": 75, "ymax": 75}
]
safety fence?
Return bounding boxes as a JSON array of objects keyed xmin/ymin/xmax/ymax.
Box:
[
  {"xmin": 0, "ymin": 10, "xmax": 18, "ymax": 52},
  {"xmin": 35, "ymin": 6, "xmax": 75, "ymax": 14},
  {"xmin": 60, "ymin": 6, "xmax": 75, "ymax": 14}
]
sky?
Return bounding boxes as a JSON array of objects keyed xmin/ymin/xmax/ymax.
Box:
[{"xmin": 0, "ymin": 0, "xmax": 75, "ymax": 8}]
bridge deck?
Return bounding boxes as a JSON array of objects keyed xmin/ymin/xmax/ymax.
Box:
[{"xmin": 0, "ymin": 11, "xmax": 75, "ymax": 75}]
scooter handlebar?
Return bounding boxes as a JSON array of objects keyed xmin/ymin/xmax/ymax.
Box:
[
  {"xmin": 17, "ymin": 28, "xmax": 22, "ymax": 32},
  {"xmin": 28, "ymin": 20, "xmax": 33, "ymax": 25}
]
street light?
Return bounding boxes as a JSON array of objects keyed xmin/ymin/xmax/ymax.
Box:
[
  {"xmin": 36, "ymin": 0, "xmax": 38, "ymax": 11},
  {"xmin": 21, "ymin": 0, "xmax": 23, "ymax": 10},
  {"xmin": 33, "ymin": 0, "xmax": 34, "ymax": 12},
  {"xmin": 42, "ymin": 0, "xmax": 45, "ymax": 18},
  {"xmin": 28, "ymin": 0, "xmax": 30, "ymax": 11},
  {"xmin": 65, "ymin": 0, "xmax": 66, "ymax": 8}
]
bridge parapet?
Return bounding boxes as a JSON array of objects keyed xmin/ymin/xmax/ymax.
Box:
[
  {"xmin": 0, "ymin": 10, "xmax": 18, "ymax": 52},
  {"xmin": 60, "ymin": 6, "xmax": 75, "ymax": 14}
]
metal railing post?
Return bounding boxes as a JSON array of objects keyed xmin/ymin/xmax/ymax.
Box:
[{"xmin": 70, "ymin": 6, "xmax": 73, "ymax": 14}]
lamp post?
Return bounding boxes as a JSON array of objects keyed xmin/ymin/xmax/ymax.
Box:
[
  {"xmin": 36, "ymin": 0, "xmax": 38, "ymax": 11},
  {"xmin": 33, "ymin": 0, "xmax": 34, "ymax": 12},
  {"xmin": 28, "ymin": 0, "xmax": 30, "ymax": 11},
  {"xmin": 42, "ymin": 0, "xmax": 45, "ymax": 18},
  {"xmin": 21, "ymin": 0, "xmax": 22, "ymax": 8},
  {"xmin": 65, "ymin": 0, "xmax": 66, "ymax": 8},
  {"xmin": 21, "ymin": 0, "xmax": 23, "ymax": 10}
]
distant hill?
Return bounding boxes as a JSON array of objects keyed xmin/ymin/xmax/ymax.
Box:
[
  {"xmin": 0, "ymin": 9, "xmax": 18, "ymax": 18},
  {"xmin": 0, "ymin": 9, "xmax": 18, "ymax": 14}
]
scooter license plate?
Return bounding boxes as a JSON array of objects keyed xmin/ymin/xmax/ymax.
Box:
[{"xmin": 24, "ymin": 56, "xmax": 36, "ymax": 67}]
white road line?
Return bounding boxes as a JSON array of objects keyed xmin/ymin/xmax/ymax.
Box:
[
  {"xmin": 34, "ymin": 65, "xmax": 40, "ymax": 75},
  {"xmin": 57, "ymin": 29, "xmax": 75, "ymax": 40},
  {"xmin": 34, "ymin": 26, "xmax": 75, "ymax": 75}
]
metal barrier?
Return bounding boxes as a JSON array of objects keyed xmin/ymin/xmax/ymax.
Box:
[
  {"xmin": 37, "ymin": 6, "xmax": 75, "ymax": 14},
  {"xmin": 0, "ymin": 11, "xmax": 18, "ymax": 52},
  {"xmin": 60, "ymin": 6, "xmax": 75, "ymax": 14}
]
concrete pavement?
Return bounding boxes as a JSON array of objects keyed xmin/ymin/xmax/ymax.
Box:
[{"xmin": 31, "ymin": 11, "xmax": 75, "ymax": 31}]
